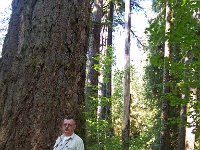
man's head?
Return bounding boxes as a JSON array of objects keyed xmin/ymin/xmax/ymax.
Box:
[{"xmin": 61, "ymin": 116, "xmax": 76, "ymax": 136}]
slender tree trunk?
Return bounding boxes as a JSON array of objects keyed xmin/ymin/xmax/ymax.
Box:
[
  {"xmin": 85, "ymin": 0, "xmax": 102, "ymax": 147},
  {"xmin": 160, "ymin": 0, "xmax": 171, "ymax": 149},
  {"xmin": 0, "ymin": 0, "xmax": 90, "ymax": 149},
  {"xmin": 185, "ymin": 87, "xmax": 196, "ymax": 150},
  {"xmin": 178, "ymin": 8, "xmax": 200, "ymax": 150},
  {"xmin": 178, "ymin": 98, "xmax": 187, "ymax": 150},
  {"xmin": 97, "ymin": 0, "xmax": 114, "ymax": 122},
  {"xmin": 96, "ymin": 26, "xmax": 106, "ymax": 148},
  {"xmin": 178, "ymin": 57, "xmax": 189, "ymax": 150},
  {"xmin": 122, "ymin": 0, "xmax": 131, "ymax": 149},
  {"xmin": 97, "ymin": 2, "xmax": 114, "ymax": 144},
  {"xmin": 186, "ymin": 9, "xmax": 200, "ymax": 149},
  {"xmin": 185, "ymin": 10, "xmax": 199, "ymax": 149},
  {"xmin": 96, "ymin": 4, "xmax": 114, "ymax": 143},
  {"xmin": 105, "ymin": 1, "xmax": 114, "ymax": 136},
  {"xmin": 85, "ymin": 0, "xmax": 103, "ymax": 118}
]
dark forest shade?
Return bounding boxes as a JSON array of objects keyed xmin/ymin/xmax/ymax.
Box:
[{"xmin": 0, "ymin": 0, "xmax": 90, "ymax": 149}]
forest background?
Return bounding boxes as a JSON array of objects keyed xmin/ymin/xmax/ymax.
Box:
[{"xmin": 0, "ymin": 0, "xmax": 200, "ymax": 150}]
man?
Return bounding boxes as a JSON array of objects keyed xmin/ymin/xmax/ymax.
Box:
[{"xmin": 53, "ymin": 116, "xmax": 84, "ymax": 150}]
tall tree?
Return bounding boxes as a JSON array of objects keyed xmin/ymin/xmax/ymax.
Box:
[
  {"xmin": 0, "ymin": 0, "xmax": 90, "ymax": 149},
  {"xmin": 185, "ymin": 88, "xmax": 196, "ymax": 150},
  {"xmin": 85, "ymin": 0, "xmax": 103, "ymax": 119},
  {"xmin": 104, "ymin": 0, "xmax": 114, "ymax": 131},
  {"xmin": 159, "ymin": 0, "xmax": 171, "ymax": 149},
  {"xmin": 122, "ymin": 0, "xmax": 131, "ymax": 149},
  {"xmin": 177, "ymin": 5, "xmax": 200, "ymax": 150},
  {"xmin": 178, "ymin": 57, "xmax": 189, "ymax": 150},
  {"xmin": 85, "ymin": 0, "xmax": 103, "ymax": 147},
  {"xmin": 97, "ymin": 0, "xmax": 114, "ymax": 123},
  {"xmin": 95, "ymin": 1, "xmax": 114, "ymax": 146},
  {"xmin": 185, "ymin": 8, "xmax": 200, "ymax": 150}
]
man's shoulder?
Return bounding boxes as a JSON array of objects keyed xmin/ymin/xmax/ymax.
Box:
[
  {"xmin": 55, "ymin": 135, "xmax": 63, "ymax": 140},
  {"xmin": 73, "ymin": 134, "xmax": 83, "ymax": 142}
]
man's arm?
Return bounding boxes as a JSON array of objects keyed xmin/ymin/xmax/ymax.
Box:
[{"xmin": 76, "ymin": 139, "xmax": 84, "ymax": 150}]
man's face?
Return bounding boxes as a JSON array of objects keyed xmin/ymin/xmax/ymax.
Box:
[{"xmin": 62, "ymin": 119, "xmax": 76, "ymax": 136}]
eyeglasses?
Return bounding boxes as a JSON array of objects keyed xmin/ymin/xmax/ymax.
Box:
[{"xmin": 62, "ymin": 123, "xmax": 75, "ymax": 127}]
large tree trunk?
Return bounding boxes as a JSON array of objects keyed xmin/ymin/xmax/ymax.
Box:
[
  {"xmin": 122, "ymin": 0, "xmax": 131, "ymax": 149},
  {"xmin": 159, "ymin": 0, "xmax": 171, "ymax": 149},
  {"xmin": 0, "ymin": 0, "xmax": 90, "ymax": 149}
]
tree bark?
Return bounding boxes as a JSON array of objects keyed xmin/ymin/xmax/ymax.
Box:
[
  {"xmin": 85, "ymin": 0, "xmax": 103, "ymax": 118},
  {"xmin": 122, "ymin": 0, "xmax": 131, "ymax": 149},
  {"xmin": 178, "ymin": 57, "xmax": 189, "ymax": 150},
  {"xmin": 85, "ymin": 0, "xmax": 102, "ymax": 147},
  {"xmin": 97, "ymin": 1, "xmax": 114, "ymax": 141},
  {"xmin": 104, "ymin": 2, "xmax": 114, "ymax": 137},
  {"xmin": 185, "ymin": 88, "xmax": 196, "ymax": 150},
  {"xmin": 0, "ymin": 0, "xmax": 90, "ymax": 149},
  {"xmin": 178, "ymin": 101, "xmax": 187, "ymax": 150},
  {"xmin": 160, "ymin": 0, "xmax": 171, "ymax": 149},
  {"xmin": 97, "ymin": 1, "xmax": 114, "ymax": 121},
  {"xmin": 105, "ymin": 0, "xmax": 113, "ymax": 122}
]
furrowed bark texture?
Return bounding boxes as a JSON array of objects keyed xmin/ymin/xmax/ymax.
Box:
[{"xmin": 0, "ymin": 0, "xmax": 90, "ymax": 149}]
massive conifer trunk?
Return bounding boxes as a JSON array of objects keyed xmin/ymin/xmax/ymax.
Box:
[{"xmin": 0, "ymin": 0, "xmax": 90, "ymax": 149}]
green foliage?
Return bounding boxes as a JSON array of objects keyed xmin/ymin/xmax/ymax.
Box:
[
  {"xmin": 87, "ymin": 135, "xmax": 122, "ymax": 150},
  {"xmin": 112, "ymin": 66, "xmax": 159, "ymax": 149},
  {"xmin": 112, "ymin": 69, "xmax": 124, "ymax": 136},
  {"xmin": 145, "ymin": 0, "xmax": 200, "ymax": 148},
  {"xmin": 101, "ymin": 46, "xmax": 115, "ymax": 79},
  {"xmin": 92, "ymin": 46, "xmax": 115, "ymax": 75},
  {"xmin": 86, "ymin": 46, "xmax": 117, "ymax": 149},
  {"xmin": 143, "ymin": 63, "xmax": 163, "ymax": 107},
  {"xmin": 86, "ymin": 62, "xmax": 157, "ymax": 149},
  {"xmin": 87, "ymin": 0, "xmax": 200, "ymax": 149}
]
